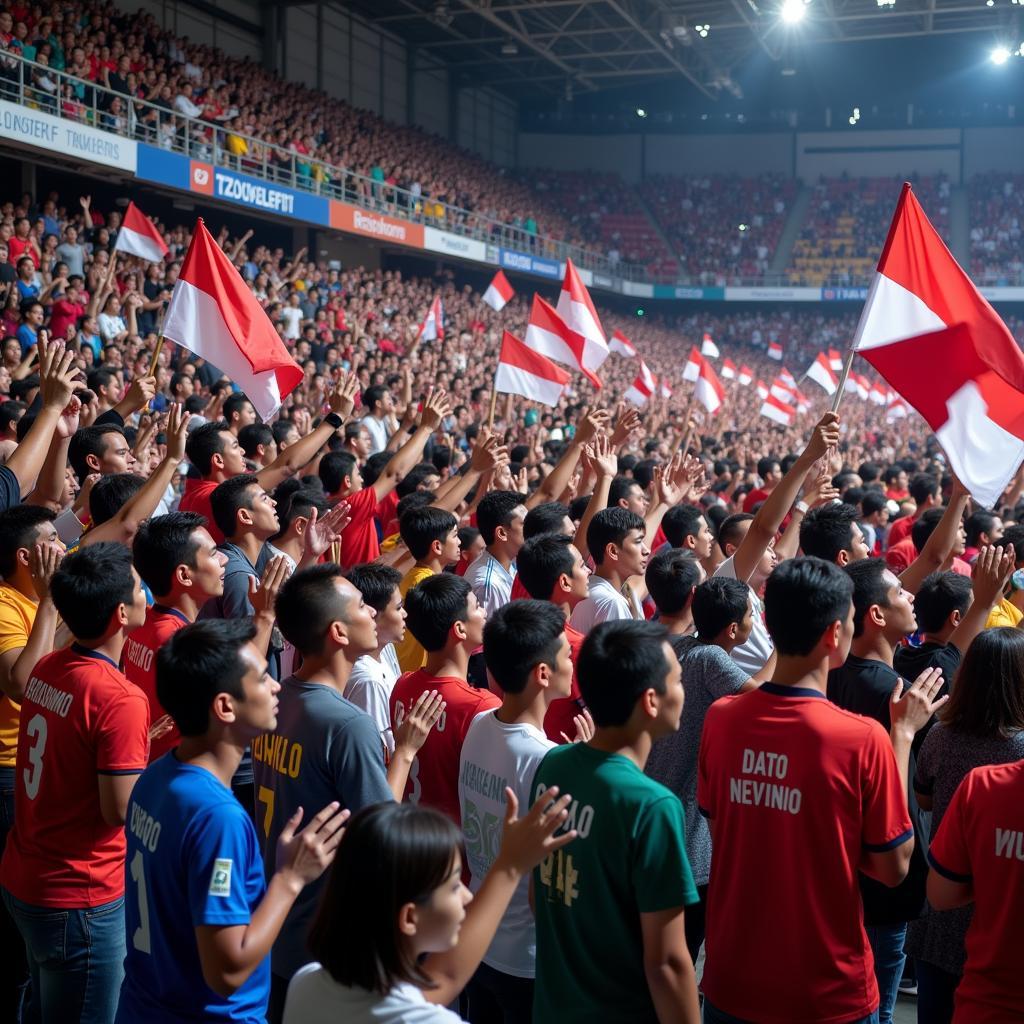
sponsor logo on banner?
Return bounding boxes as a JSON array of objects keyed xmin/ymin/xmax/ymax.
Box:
[
  {"xmin": 0, "ymin": 100, "xmax": 136, "ymax": 171},
  {"xmin": 424, "ymin": 227, "xmax": 486, "ymax": 262},
  {"xmin": 190, "ymin": 160, "xmax": 214, "ymax": 195},
  {"xmin": 821, "ymin": 287, "xmax": 868, "ymax": 301},
  {"xmin": 591, "ymin": 273, "xmax": 614, "ymax": 288},
  {"xmin": 330, "ymin": 202, "xmax": 424, "ymax": 248},
  {"xmin": 189, "ymin": 165, "xmax": 328, "ymax": 222},
  {"xmin": 724, "ymin": 286, "xmax": 820, "ymax": 302},
  {"xmin": 499, "ymin": 249, "xmax": 560, "ymax": 279}
]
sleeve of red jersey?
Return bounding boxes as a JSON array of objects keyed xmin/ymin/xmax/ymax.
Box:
[
  {"xmin": 346, "ymin": 486, "xmax": 378, "ymax": 527},
  {"xmin": 96, "ymin": 686, "xmax": 151, "ymax": 773},
  {"xmin": 927, "ymin": 771, "xmax": 975, "ymax": 882},
  {"xmin": 696, "ymin": 705, "xmax": 718, "ymax": 821},
  {"xmin": 859, "ymin": 721, "xmax": 914, "ymax": 852}
]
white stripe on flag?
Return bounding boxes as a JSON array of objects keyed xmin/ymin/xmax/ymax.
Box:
[
  {"xmin": 495, "ymin": 362, "xmax": 564, "ymax": 406},
  {"xmin": 115, "ymin": 225, "xmax": 166, "ymax": 263}
]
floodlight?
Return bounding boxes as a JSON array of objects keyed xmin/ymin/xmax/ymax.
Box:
[
  {"xmin": 781, "ymin": 0, "xmax": 807, "ymax": 24},
  {"xmin": 991, "ymin": 45, "xmax": 1011, "ymax": 65}
]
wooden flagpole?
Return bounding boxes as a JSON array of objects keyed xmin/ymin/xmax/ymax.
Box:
[{"xmin": 830, "ymin": 348, "xmax": 857, "ymax": 414}]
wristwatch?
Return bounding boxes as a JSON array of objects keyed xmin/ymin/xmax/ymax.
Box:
[{"xmin": 323, "ymin": 412, "xmax": 343, "ymax": 430}]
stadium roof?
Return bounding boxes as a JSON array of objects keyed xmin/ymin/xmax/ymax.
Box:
[{"xmin": 335, "ymin": 0, "xmax": 1018, "ymax": 100}]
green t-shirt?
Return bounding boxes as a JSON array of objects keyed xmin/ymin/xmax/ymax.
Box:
[{"xmin": 531, "ymin": 744, "xmax": 698, "ymax": 1024}]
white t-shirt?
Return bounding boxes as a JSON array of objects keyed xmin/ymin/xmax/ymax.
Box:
[
  {"xmin": 464, "ymin": 551, "xmax": 515, "ymax": 619},
  {"xmin": 360, "ymin": 414, "xmax": 390, "ymax": 455},
  {"xmin": 712, "ymin": 554, "xmax": 774, "ymax": 675},
  {"xmin": 280, "ymin": 305, "xmax": 304, "ymax": 340},
  {"xmin": 569, "ymin": 574, "xmax": 640, "ymax": 634},
  {"xmin": 346, "ymin": 645, "xmax": 401, "ymax": 755},
  {"xmin": 458, "ymin": 711, "xmax": 554, "ymax": 977},
  {"xmin": 284, "ymin": 968, "xmax": 461, "ymax": 1024}
]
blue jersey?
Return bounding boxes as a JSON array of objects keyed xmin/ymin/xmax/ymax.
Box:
[{"xmin": 116, "ymin": 753, "xmax": 270, "ymax": 1023}]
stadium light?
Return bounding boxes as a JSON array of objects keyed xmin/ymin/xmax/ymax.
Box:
[
  {"xmin": 991, "ymin": 45, "xmax": 1011, "ymax": 65},
  {"xmin": 636, "ymin": 107, "xmax": 648, "ymax": 118},
  {"xmin": 780, "ymin": 0, "xmax": 808, "ymax": 24}
]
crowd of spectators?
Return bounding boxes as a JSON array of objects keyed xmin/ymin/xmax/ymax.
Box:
[{"xmin": 968, "ymin": 173, "xmax": 1024, "ymax": 286}]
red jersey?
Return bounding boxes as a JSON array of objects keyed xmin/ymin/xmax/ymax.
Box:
[
  {"xmin": 743, "ymin": 486, "xmax": 771, "ymax": 513},
  {"xmin": 509, "ymin": 574, "xmax": 529, "ymax": 601},
  {"xmin": 122, "ymin": 604, "xmax": 189, "ymax": 761},
  {"xmin": 543, "ymin": 622, "xmax": 586, "ymax": 743},
  {"xmin": 336, "ymin": 486, "xmax": 381, "ymax": 569},
  {"xmin": 697, "ymin": 683, "xmax": 912, "ymax": 1023},
  {"xmin": 885, "ymin": 513, "xmax": 916, "ymax": 550},
  {"xmin": 378, "ymin": 489, "xmax": 400, "ymax": 540},
  {"xmin": 178, "ymin": 478, "xmax": 222, "ymax": 543},
  {"xmin": 928, "ymin": 760, "xmax": 1024, "ymax": 1024},
  {"xmin": 1, "ymin": 644, "xmax": 150, "ymax": 907},
  {"xmin": 389, "ymin": 669, "xmax": 500, "ymax": 825}
]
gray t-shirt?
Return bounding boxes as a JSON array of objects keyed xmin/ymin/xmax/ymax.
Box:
[
  {"xmin": 644, "ymin": 642, "xmax": 749, "ymax": 885},
  {"xmin": 252, "ymin": 675, "xmax": 393, "ymax": 980}
]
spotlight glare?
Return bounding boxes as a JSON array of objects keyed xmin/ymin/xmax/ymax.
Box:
[
  {"xmin": 780, "ymin": 0, "xmax": 807, "ymax": 23},
  {"xmin": 991, "ymin": 45, "xmax": 1011, "ymax": 64},
  {"xmin": 636, "ymin": 107, "xmax": 648, "ymax": 117}
]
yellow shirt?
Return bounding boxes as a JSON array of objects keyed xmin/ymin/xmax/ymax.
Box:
[
  {"xmin": 0, "ymin": 585, "xmax": 38, "ymax": 768},
  {"xmin": 394, "ymin": 565, "xmax": 435, "ymax": 673},
  {"xmin": 986, "ymin": 597, "xmax": 1023, "ymax": 629}
]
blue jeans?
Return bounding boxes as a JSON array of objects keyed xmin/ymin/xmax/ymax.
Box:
[
  {"xmin": 703, "ymin": 1000, "xmax": 879, "ymax": 1024},
  {"xmin": 866, "ymin": 923, "xmax": 907, "ymax": 1024},
  {"xmin": 2, "ymin": 889, "xmax": 126, "ymax": 1024},
  {"xmin": 916, "ymin": 960, "xmax": 958, "ymax": 1024}
]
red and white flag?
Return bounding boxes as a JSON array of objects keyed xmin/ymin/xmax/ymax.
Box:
[
  {"xmin": 660, "ymin": 380, "xmax": 673, "ymax": 399},
  {"xmin": 854, "ymin": 183, "xmax": 1024, "ymax": 505},
  {"xmin": 494, "ymin": 330, "xmax": 570, "ymax": 406},
  {"xmin": 779, "ymin": 367, "xmax": 796, "ymax": 388},
  {"xmin": 805, "ymin": 353, "xmax": 838, "ymax": 396},
  {"xmin": 886, "ymin": 392, "xmax": 910, "ymax": 421},
  {"xmin": 418, "ymin": 294, "xmax": 444, "ymax": 341},
  {"xmin": 738, "ymin": 365, "xmax": 754, "ymax": 386},
  {"xmin": 701, "ymin": 332, "xmax": 720, "ymax": 358},
  {"xmin": 556, "ymin": 259, "xmax": 610, "ymax": 376},
  {"xmin": 609, "ymin": 329, "xmax": 637, "ymax": 358},
  {"xmin": 868, "ymin": 380, "xmax": 888, "ymax": 406},
  {"xmin": 682, "ymin": 346, "xmax": 703, "ymax": 383},
  {"xmin": 760, "ymin": 394, "xmax": 795, "ymax": 426},
  {"xmin": 770, "ymin": 377, "xmax": 795, "ymax": 402},
  {"xmin": 525, "ymin": 294, "xmax": 601, "ymax": 387},
  {"xmin": 162, "ymin": 219, "xmax": 301, "ymax": 420},
  {"xmin": 721, "ymin": 358, "xmax": 737, "ymax": 380},
  {"xmin": 755, "ymin": 379, "xmax": 769, "ymax": 400},
  {"xmin": 828, "ymin": 348, "xmax": 843, "ymax": 372},
  {"xmin": 695, "ymin": 358, "xmax": 725, "ymax": 415},
  {"xmin": 852, "ymin": 374, "xmax": 870, "ymax": 400},
  {"xmin": 624, "ymin": 357, "xmax": 657, "ymax": 407},
  {"xmin": 793, "ymin": 388, "xmax": 811, "ymax": 415},
  {"xmin": 767, "ymin": 340, "xmax": 783, "ymax": 361},
  {"xmin": 482, "ymin": 270, "xmax": 514, "ymax": 312},
  {"xmin": 114, "ymin": 201, "xmax": 169, "ymax": 263}
]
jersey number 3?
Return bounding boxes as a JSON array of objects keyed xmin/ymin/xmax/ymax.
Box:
[{"xmin": 22, "ymin": 714, "xmax": 47, "ymax": 800}]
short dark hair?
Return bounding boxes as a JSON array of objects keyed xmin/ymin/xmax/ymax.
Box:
[
  {"xmin": 661, "ymin": 504, "xmax": 703, "ymax": 548},
  {"xmin": 319, "ymin": 450, "xmax": 357, "ymax": 493},
  {"xmin": 909, "ymin": 472, "xmax": 939, "ymax": 506},
  {"xmin": 692, "ymin": 577, "xmax": 750, "ymax": 640},
  {"xmin": 859, "ymin": 461, "xmax": 881, "ymax": 484},
  {"xmin": 276, "ymin": 563, "xmax": 350, "ymax": 656},
  {"xmin": 157, "ymin": 619, "xmax": 258, "ymax": 736},
  {"xmin": 483, "ymin": 600, "xmax": 566, "ymax": 694},
  {"xmin": 133, "ymin": 511, "xmax": 209, "ymax": 596},
  {"xmin": 0, "ymin": 399, "xmax": 25, "ymax": 435},
  {"xmin": 476, "ymin": 491, "xmax": 526, "ymax": 546},
  {"xmin": 911, "ymin": 507, "xmax": 947, "ymax": 552},
  {"xmin": 276, "ymin": 488, "xmax": 328, "ymax": 536},
  {"xmin": 210, "ymin": 474, "xmax": 260, "ymax": 539},
  {"xmin": 404, "ymin": 573, "xmax": 471, "ymax": 652},
  {"xmin": 1003, "ymin": 524, "xmax": 1024, "ymax": 564},
  {"xmin": 68, "ymin": 423, "xmax": 126, "ymax": 481},
  {"xmin": 396, "ymin": 463, "xmax": 438, "ymax": 499},
  {"xmin": 645, "ymin": 549, "xmax": 701, "ymax": 616},
  {"xmin": 457, "ymin": 526, "xmax": 480, "ymax": 553},
  {"xmin": 844, "ymin": 557, "xmax": 892, "ymax": 638},
  {"xmin": 800, "ymin": 503, "xmax": 859, "ymax": 562},
  {"xmin": 185, "ymin": 420, "xmax": 232, "ymax": 476},
  {"xmin": 516, "ymin": 534, "xmax": 576, "ymax": 600},
  {"xmin": 523, "ymin": 501, "xmax": 570, "ymax": 541},
  {"xmin": 87, "ymin": 366, "xmax": 119, "ymax": 393},
  {"xmin": 361, "ymin": 451, "xmax": 391, "ymax": 488},
  {"xmin": 965, "ymin": 509, "xmax": 999, "ymax": 548},
  {"xmin": 346, "ymin": 563, "xmax": 401, "ymax": 612},
  {"xmin": 50, "ymin": 542, "xmax": 137, "ymax": 641},
  {"xmin": 362, "ymin": 383, "xmax": 388, "ymax": 412},
  {"xmin": 0, "ymin": 505, "xmax": 55, "ymax": 578},
  {"xmin": 609, "ymin": 475, "xmax": 641, "ymax": 507},
  {"xmin": 717, "ymin": 512, "xmax": 753, "ymax": 556},
  {"xmin": 861, "ymin": 491, "xmax": 887, "ymax": 517},
  {"xmin": 309, "ymin": 803, "xmax": 461, "ymax": 993},
  {"xmin": 223, "ymin": 392, "xmax": 255, "ymax": 424},
  {"xmin": 399, "ymin": 505, "xmax": 458, "ymax": 560},
  {"xmin": 238, "ymin": 423, "xmax": 273, "ymax": 459},
  {"xmin": 88, "ymin": 472, "xmax": 144, "ymax": 525},
  {"xmin": 271, "ymin": 419, "xmax": 297, "ymax": 445},
  {"xmin": 757, "ymin": 457, "xmax": 779, "ymax": 479},
  {"xmin": 587, "ymin": 507, "xmax": 644, "ymax": 566},
  {"xmin": 765, "ymin": 557, "xmax": 855, "ymax": 655},
  {"xmin": 395, "ymin": 491, "xmax": 434, "ymax": 522},
  {"xmin": 914, "ymin": 571, "xmax": 972, "ymax": 634},
  {"xmin": 577, "ymin": 620, "xmax": 671, "ymax": 727}
]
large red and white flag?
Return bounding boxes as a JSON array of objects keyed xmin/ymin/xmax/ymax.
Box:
[
  {"xmin": 525, "ymin": 295, "xmax": 601, "ymax": 387},
  {"xmin": 609, "ymin": 329, "xmax": 637, "ymax": 358},
  {"xmin": 828, "ymin": 348, "xmax": 843, "ymax": 372},
  {"xmin": 418, "ymin": 294, "xmax": 444, "ymax": 341},
  {"xmin": 760, "ymin": 394, "xmax": 795, "ymax": 426},
  {"xmin": 624, "ymin": 357, "xmax": 657, "ymax": 407},
  {"xmin": 556, "ymin": 259, "xmax": 610, "ymax": 376},
  {"xmin": 770, "ymin": 376, "xmax": 795, "ymax": 402},
  {"xmin": 701, "ymin": 332, "xmax": 720, "ymax": 358},
  {"xmin": 721, "ymin": 357, "xmax": 737, "ymax": 380},
  {"xmin": 767, "ymin": 340, "xmax": 783, "ymax": 361},
  {"xmin": 805, "ymin": 353, "xmax": 838, "ymax": 396},
  {"xmin": 695, "ymin": 358, "xmax": 725, "ymax": 415},
  {"xmin": 162, "ymin": 219, "xmax": 301, "ymax": 420},
  {"xmin": 682, "ymin": 346, "xmax": 703, "ymax": 383},
  {"xmin": 114, "ymin": 201, "xmax": 169, "ymax": 263},
  {"xmin": 494, "ymin": 330, "xmax": 570, "ymax": 406},
  {"xmin": 738, "ymin": 365, "xmax": 754, "ymax": 386},
  {"xmin": 755, "ymin": 379, "xmax": 769, "ymax": 400},
  {"xmin": 482, "ymin": 270, "xmax": 514, "ymax": 312}
]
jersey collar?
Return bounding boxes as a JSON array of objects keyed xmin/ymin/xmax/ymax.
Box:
[
  {"xmin": 71, "ymin": 642, "xmax": 120, "ymax": 669},
  {"xmin": 760, "ymin": 681, "xmax": 827, "ymax": 700},
  {"xmin": 153, "ymin": 603, "xmax": 191, "ymax": 625}
]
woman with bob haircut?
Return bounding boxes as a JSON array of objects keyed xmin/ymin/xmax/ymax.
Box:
[
  {"xmin": 907, "ymin": 626, "xmax": 1024, "ymax": 1023},
  {"xmin": 283, "ymin": 789, "xmax": 575, "ymax": 1023}
]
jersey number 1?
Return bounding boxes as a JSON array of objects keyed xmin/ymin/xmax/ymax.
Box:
[{"xmin": 130, "ymin": 850, "xmax": 152, "ymax": 954}]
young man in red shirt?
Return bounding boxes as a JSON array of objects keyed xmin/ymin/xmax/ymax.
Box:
[
  {"xmin": 1, "ymin": 542, "xmax": 150, "ymax": 1023},
  {"xmin": 389, "ymin": 573, "xmax": 499, "ymax": 825},
  {"xmin": 697, "ymin": 556, "xmax": 945, "ymax": 1024},
  {"xmin": 126, "ymin": 511, "xmax": 229, "ymax": 761}
]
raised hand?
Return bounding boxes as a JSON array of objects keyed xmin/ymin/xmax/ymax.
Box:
[
  {"xmin": 148, "ymin": 714, "xmax": 175, "ymax": 743},
  {"xmin": 890, "ymin": 666, "xmax": 948, "ymax": 739},
  {"xmin": 124, "ymin": 374, "xmax": 157, "ymax": 413},
  {"xmin": 327, "ymin": 371, "xmax": 360, "ymax": 420},
  {"xmin": 610, "ymin": 404, "xmax": 642, "ymax": 448},
  {"xmin": 29, "ymin": 542, "xmax": 64, "ymax": 602},
  {"xmin": 393, "ymin": 690, "xmax": 446, "ymax": 758},
  {"xmin": 249, "ymin": 554, "xmax": 292, "ymax": 619},
  {"xmin": 493, "ymin": 786, "xmax": 577, "ymax": 876},
  {"xmin": 803, "ymin": 411, "xmax": 841, "ymax": 463},
  {"xmin": 561, "ymin": 708, "xmax": 595, "ymax": 744},
  {"xmin": 55, "ymin": 393, "xmax": 82, "ymax": 440},
  {"xmin": 302, "ymin": 501, "xmax": 352, "ymax": 561},
  {"xmin": 971, "ymin": 544, "xmax": 1015, "ymax": 608},
  {"xmin": 419, "ymin": 387, "xmax": 451, "ymax": 431},
  {"xmin": 470, "ymin": 432, "xmax": 509, "ymax": 474},
  {"xmin": 38, "ymin": 336, "xmax": 80, "ymax": 412},
  {"xmin": 164, "ymin": 403, "xmax": 191, "ymax": 463},
  {"xmin": 275, "ymin": 802, "xmax": 351, "ymax": 892},
  {"xmin": 574, "ymin": 406, "xmax": 609, "ymax": 447},
  {"xmin": 586, "ymin": 433, "xmax": 619, "ymax": 479},
  {"xmin": 802, "ymin": 456, "xmax": 841, "ymax": 507}
]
